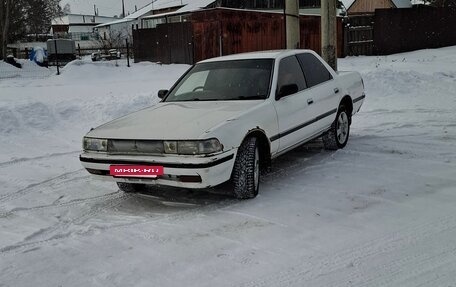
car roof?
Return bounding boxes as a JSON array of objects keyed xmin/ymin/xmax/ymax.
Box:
[{"xmin": 197, "ymin": 49, "xmax": 316, "ymax": 63}]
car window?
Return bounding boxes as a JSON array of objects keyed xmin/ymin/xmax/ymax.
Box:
[
  {"xmin": 296, "ymin": 53, "xmax": 333, "ymax": 88},
  {"xmin": 277, "ymin": 56, "xmax": 307, "ymax": 94},
  {"xmin": 174, "ymin": 71, "xmax": 210, "ymax": 96},
  {"xmin": 165, "ymin": 59, "xmax": 273, "ymax": 102}
]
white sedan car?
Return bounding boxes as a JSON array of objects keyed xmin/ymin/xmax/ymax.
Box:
[{"xmin": 80, "ymin": 50, "xmax": 365, "ymax": 199}]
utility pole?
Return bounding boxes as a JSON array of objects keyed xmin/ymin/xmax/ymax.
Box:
[
  {"xmin": 284, "ymin": 0, "xmax": 300, "ymax": 49},
  {"xmin": 321, "ymin": 0, "xmax": 337, "ymax": 71},
  {"xmin": 122, "ymin": 0, "xmax": 126, "ymax": 18}
]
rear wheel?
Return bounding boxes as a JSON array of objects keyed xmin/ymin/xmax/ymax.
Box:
[
  {"xmin": 231, "ymin": 137, "xmax": 260, "ymax": 199},
  {"xmin": 117, "ymin": 182, "xmax": 144, "ymax": 193},
  {"xmin": 323, "ymin": 105, "xmax": 350, "ymax": 150}
]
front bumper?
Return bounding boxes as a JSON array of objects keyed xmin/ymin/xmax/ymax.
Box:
[{"xmin": 79, "ymin": 150, "xmax": 237, "ymax": 189}]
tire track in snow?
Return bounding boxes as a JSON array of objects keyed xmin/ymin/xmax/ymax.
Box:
[
  {"xmin": 0, "ymin": 191, "xmax": 129, "ymax": 255},
  {"xmin": 0, "ymin": 191, "xmax": 237, "ymax": 256},
  {"xmin": 0, "ymin": 169, "xmax": 85, "ymax": 204},
  {"xmin": 0, "ymin": 151, "xmax": 80, "ymax": 167},
  {"xmin": 237, "ymin": 212, "xmax": 456, "ymax": 287},
  {"xmin": 6, "ymin": 191, "xmax": 121, "ymax": 214}
]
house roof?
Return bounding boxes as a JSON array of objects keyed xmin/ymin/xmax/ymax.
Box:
[
  {"xmin": 391, "ymin": 0, "xmax": 413, "ymax": 8},
  {"xmin": 52, "ymin": 14, "xmax": 117, "ymax": 25},
  {"xmin": 94, "ymin": 3, "xmax": 156, "ymax": 28},
  {"xmin": 96, "ymin": 0, "xmax": 215, "ymax": 27},
  {"xmin": 341, "ymin": 0, "xmax": 356, "ymax": 10},
  {"xmin": 342, "ymin": 0, "xmax": 412, "ymax": 10},
  {"xmin": 130, "ymin": 0, "xmax": 215, "ymax": 20}
]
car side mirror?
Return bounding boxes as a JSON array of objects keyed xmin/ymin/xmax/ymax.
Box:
[
  {"xmin": 276, "ymin": 84, "xmax": 299, "ymax": 100},
  {"xmin": 158, "ymin": 89, "xmax": 168, "ymax": 99}
]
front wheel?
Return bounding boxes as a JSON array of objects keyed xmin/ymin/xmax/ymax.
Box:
[
  {"xmin": 323, "ymin": 105, "xmax": 350, "ymax": 150},
  {"xmin": 231, "ymin": 137, "xmax": 260, "ymax": 199}
]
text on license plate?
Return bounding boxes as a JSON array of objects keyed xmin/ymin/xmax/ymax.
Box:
[{"xmin": 110, "ymin": 165, "xmax": 164, "ymax": 178}]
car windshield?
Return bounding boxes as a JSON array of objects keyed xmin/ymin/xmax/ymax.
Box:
[{"xmin": 164, "ymin": 59, "xmax": 274, "ymax": 102}]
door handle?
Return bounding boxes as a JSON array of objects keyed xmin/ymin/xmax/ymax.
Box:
[
  {"xmin": 307, "ymin": 98, "xmax": 314, "ymax": 105},
  {"xmin": 334, "ymin": 88, "xmax": 340, "ymax": 94}
]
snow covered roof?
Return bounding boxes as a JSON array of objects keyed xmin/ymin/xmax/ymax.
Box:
[
  {"xmin": 391, "ymin": 0, "xmax": 413, "ymax": 8},
  {"xmin": 342, "ymin": 0, "xmax": 412, "ymax": 10},
  {"xmin": 95, "ymin": 0, "xmax": 215, "ymax": 28},
  {"xmin": 94, "ymin": 18, "xmax": 131, "ymax": 28},
  {"xmin": 138, "ymin": 0, "xmax": 215, "ymax": 20},
  {"xmin": 52, "ymin": 14, "xmax": 117, "ymax": 25},
  {"xmin": 340, "ymin": 0, "xmax": 356, "ymax": 9}
]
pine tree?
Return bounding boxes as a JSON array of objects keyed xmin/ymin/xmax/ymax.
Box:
[
  {"xmin": 0, "ymin": 0, "xmax": 62, "ymax": 59},
  {"xmin": 26, "ymin": 0, "xmax": 62, "ymax": 36}
]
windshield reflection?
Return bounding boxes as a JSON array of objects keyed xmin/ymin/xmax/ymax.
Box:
[{"xmin": 164, "ymin": 59, "xmax": 274, "ymax": 102}]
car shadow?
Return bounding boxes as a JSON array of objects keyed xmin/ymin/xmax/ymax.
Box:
[{"xmin": 123, "ymin": 138, "xmax": 328, "ymax": 209}]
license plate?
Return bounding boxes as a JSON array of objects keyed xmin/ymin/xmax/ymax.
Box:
[{"xmin": 110, "ymin": 165, "xmax": 164, "ymax": 178}]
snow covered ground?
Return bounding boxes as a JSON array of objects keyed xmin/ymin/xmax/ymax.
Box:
[{"xmin": 0, "ymin": 48, "xmax": 455, "ymax": 286}]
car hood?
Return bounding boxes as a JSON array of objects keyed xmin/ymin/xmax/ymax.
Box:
[{"xmin": 87, "ymin": 101, "xmax": 260, "ymax": 140}]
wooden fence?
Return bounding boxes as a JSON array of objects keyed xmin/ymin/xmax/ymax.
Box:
[
  {"xmin": 133, "ymin": 22, "xmax": 193, "ymax": 64},
  {"xmin": 373, "ymin": 6, "xmax": 456, "ymax": 55},
  {"xmin": 343, "ymin": 14, "xmax": 374, "ymax": 56},
  {"xmin": 133, "ymin": 6, "xmax": 456, "ymax": 63},
  {"xmin": 133, "ymin": 8, "xmax": 344, "ymax": 64}
]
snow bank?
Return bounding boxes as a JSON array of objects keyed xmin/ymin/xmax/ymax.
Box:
[
  {"xmin": 0, "ymin": 59, "xmax": 55, "ymax": 79},
  {"xmin": 0, "ymin": 59, "xmax": 190, "ymax": 162}
]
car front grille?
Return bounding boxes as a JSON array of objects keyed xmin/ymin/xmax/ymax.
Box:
[{"xmin": 107, "ymin": 139, "xmax": 164, "ymax": 155}]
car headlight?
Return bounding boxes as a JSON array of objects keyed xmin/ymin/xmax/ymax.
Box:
[
  {"xmin": 164, "ymin": 139, "xmax": 223, "ymax": 155},
  {"xmin": 83, "ymin": 137, "xmax": 107, "ymax": 152}
]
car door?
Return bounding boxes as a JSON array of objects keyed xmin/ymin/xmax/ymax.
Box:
[
  {"xmin": 296, "ymin": 53, "xmax": 340, "ymax": 132},
  {"xmin": 272, "ymin": 55, "xmax": 315, "ymax": 153}
]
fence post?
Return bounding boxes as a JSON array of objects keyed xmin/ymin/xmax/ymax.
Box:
[
  {"xmin": 78, "ymin": 44, "xmax": 81, "ymax": 58},
  {"xmin": 343, "ymin": 17, "xmax": 349, "ymax": 57},
  {"xmin": 126, "ymin": 38, "xmax": 130, "ymax": 67},
  {"xmin": 54, "ymin": 40, "xmax": 60, "ymax": 75}
]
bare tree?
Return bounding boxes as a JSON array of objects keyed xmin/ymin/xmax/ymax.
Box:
[
  {"xmin": 63, "ymin": 3, "xmax": 71, "ymax": 15},
  {"xmin": 0, "ymin": 0, "xmax": 11, "ymax": 60},
  {"xmin": 97, "ymin": 28, "xmax": 132, "ymax": 50}
]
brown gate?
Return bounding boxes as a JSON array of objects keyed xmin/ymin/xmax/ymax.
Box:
[{"xmin": 133, "ymin": 22, "xmax": 193, "ymax": 64}]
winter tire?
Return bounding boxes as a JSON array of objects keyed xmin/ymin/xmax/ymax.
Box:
[
  {"xmin": 231, "ymin": 137, "xmax": 260, "ymax": 199},
  {"xmin": 323, "ymin": 105, "xmax": 350, "ymax": 150},
  {"xmin": 117, "ymin": 182, "xmax": 144, "ymax": 193}
]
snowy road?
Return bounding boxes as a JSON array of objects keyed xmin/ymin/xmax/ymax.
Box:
[{"xmin": 1, "ymin": 48, "xmax": 456, "ymax": 286}]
